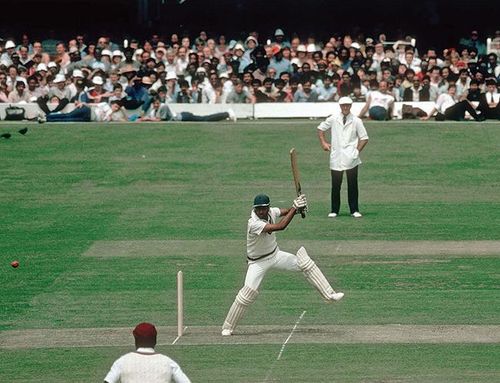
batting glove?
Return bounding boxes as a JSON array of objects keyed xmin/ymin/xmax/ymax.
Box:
[{"xmin": 293, "ymin": 194, "xmax": 307, "ymax": 210}]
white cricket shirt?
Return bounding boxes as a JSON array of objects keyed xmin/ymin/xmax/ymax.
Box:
[
  {"xmin": 317, "ymin": 113, "xmax": 369, "ymax": 171},
  {"xmin": 104, "ymin": 347, "xmax": 191, "ymax": 383},
  {"xmin": 247, "ymin": 207, "xmax": 281, "ymax": 261}
]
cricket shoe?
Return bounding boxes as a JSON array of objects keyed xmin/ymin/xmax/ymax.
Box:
[
  {"xmin": 327, "ymin": 212, "xmax": 338, "ymax": 218},
  {"xmin": 330, "ymin": 292, "xmax": 344, "ymax": 302},
  {"xmin": 221, "ymin": 329, "xmax": 233, "ymax": 336},
  {"xmin": 351, "ymin": 212, "xmax": 363, "ymax": 218}
]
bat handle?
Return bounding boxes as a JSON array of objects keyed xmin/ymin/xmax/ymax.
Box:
[{"xmin": 300, "ymin": 211, "xmax": 306, "ymax": 219}]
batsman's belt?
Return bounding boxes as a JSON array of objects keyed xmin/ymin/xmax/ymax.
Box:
[{"xmin": 247, "ymin": 245, "xmax": 278, "ymax": 262}]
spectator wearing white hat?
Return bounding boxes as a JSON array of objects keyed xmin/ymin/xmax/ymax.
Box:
[
  {"xmin": 37, "ymin": 73, "xmax": 71, "ymax": 115},
  {"xmin": 241, "ymin": 36, "xmax": 258, "ymax": 71},
  {"xmin": 34, "ymin": 62, "xmax": 49, "ymax": 88},
  {"xmin": 47, "ymin": 61, "xmax": 59, "ymax": 77},
  {"xmin": 110, "ymin": 50, "xmax": 123, "ymax": 72},
  {"xmin": 99, "ymin": 49, "xmax": 113, "ymax": 72},
  {"xmin": 292, "ymin": 44, "xmax": 308, "ymax": 69},
  {"xmin": 164, "ymin": 71, "xmax": 180, "ymax": 103},
  {"xmin": 68, "ymin": 69, "xmax": 85, "ymax": 99},
  {"xmin": 0, "ymin": 40, "xmax": 17, "ymax": 66},
  {"xmin": 306, "ymin": 43, "xmax": 318, "ymax": 64},
  {"xmin": 194, "ymin": 66, "xmax": 209, "ymax": 87},
  {"xmin": 87, "ymin": 76, "xmax": 111, "ymax": 104}
]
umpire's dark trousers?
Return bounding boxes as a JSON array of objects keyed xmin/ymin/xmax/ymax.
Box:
[{"xmin": 331, "ymin": 166, "xmax": 359, "ymax": 214}]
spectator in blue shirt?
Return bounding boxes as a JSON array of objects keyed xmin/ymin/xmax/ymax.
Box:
[
  {"xmin": 293, "ymin": 79, "xmax": 318, "ymax": 102},
  {"xmin": 269, "ymin": 46, "xmax": 291, "ymax": 79}
]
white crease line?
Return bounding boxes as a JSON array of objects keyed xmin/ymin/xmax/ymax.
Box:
[
  {"xmin": 171, "ymin": 326, "xmax": 188, "ymax": 345},
  {"xmin": 276, "ymin": 310, "xmax": 306, "ymax": 360},
  {"xmin": 262, "ymin": 310, "xmax": 306, "ymax": 382}
]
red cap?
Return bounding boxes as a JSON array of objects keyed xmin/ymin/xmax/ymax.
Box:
[{"xmin": 133, "ymin": 322, "xmax": 157, "ymax": 339}]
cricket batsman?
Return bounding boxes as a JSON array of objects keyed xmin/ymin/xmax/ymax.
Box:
[{"xmin": 221, "ymin": 193, "xmax": 344, "ymax": 336}]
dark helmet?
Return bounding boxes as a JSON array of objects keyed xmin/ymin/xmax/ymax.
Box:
[{"xmin": 253, "ymin": 194, "xmax": 270, "ymax": 208}]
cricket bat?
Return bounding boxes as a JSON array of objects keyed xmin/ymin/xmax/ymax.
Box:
[{"xmin": 290, "ymin": 148, "xmax": 306, "ymax": 218}]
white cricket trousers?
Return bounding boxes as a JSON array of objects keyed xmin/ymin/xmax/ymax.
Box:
[{"xmin": 244, "ymin": 250, "xmax": 299, "ymax": 291}]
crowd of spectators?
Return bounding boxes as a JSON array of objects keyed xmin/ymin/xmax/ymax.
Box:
[{"xmin": 0, "ymin": 28, "xmax": 499, "ymax": 121}]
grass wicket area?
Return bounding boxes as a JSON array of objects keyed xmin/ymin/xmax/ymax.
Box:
[{"xmin": 1, "ymin": 120, "xmax": 499, "ymax": 382}]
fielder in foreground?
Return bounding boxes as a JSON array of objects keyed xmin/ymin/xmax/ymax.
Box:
[
  {"xmin": 104, "ymin": 322, "xmax": 191, "ymax": 383},
  {"xmin": 221, "ymin": 194, "xmax": 344, "ymax": 336}
]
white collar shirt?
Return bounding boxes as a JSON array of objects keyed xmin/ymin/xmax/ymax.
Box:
[
  {"xmin": 247, "ymin": 208, "xmax": 281, "ymax": 261},
  {"xmin": 487, "ymin": 91, "xmax": 499, "ymax": 104},
  {"xmin": 435, "ymin": 93, "xmax": 456, "ymax": 113},
  {"xmin": 104, "ymin": 347, "xmax": 191, "ymax": 383},
  {"xmin": 317, "ymin": 113, "xmax": 369, "ymax": 171}
]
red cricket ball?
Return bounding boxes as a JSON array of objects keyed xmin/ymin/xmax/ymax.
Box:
[{"xmin": 11, "ymin": 260, "xmax": 20, "ymax": 268}]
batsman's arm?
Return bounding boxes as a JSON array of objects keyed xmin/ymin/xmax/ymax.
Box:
[{"xmin": 261, "ymin": 207, "xmax": 297, "ymax": 233}]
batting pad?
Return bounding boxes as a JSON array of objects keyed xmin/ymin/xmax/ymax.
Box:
[
  {"xmin": 222, "ymin": 285, "xmax": 259, "ymax": 332},
  {"xmin": 296, "ymin": 246, "xmax": 336, "ymax": 301}
]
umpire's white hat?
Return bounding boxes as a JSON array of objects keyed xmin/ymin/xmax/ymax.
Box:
[{"xmin": 338, "ymin": 96, "xmax": 353, "ymax": 105}]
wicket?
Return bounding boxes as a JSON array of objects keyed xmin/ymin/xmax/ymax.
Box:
[{"xmin": 177, "ymin": 270, "xmax": 184, "ymax": 337}]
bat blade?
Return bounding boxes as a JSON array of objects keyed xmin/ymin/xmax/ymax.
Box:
[{"xmin": 290, "ymin": 148, "xmax": 306, "ymax": 218}]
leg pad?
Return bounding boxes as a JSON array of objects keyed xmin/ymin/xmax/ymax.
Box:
[
  {"xmin": 296, "ymin": 247, "xmax": 336, "ymax": 301},
  {"xmin": 222, "ymin": 285, "xmax": 258, "ymax": 333}
]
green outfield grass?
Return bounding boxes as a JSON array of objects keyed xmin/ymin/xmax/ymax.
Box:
[{"xmin": 1, "ymin": 120, "xmax": 499, "ymax": 382}]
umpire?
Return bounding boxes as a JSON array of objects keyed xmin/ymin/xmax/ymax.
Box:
[{"xmin": 317, "ymin": 97, "xmax": 369, "ymax": 218}]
